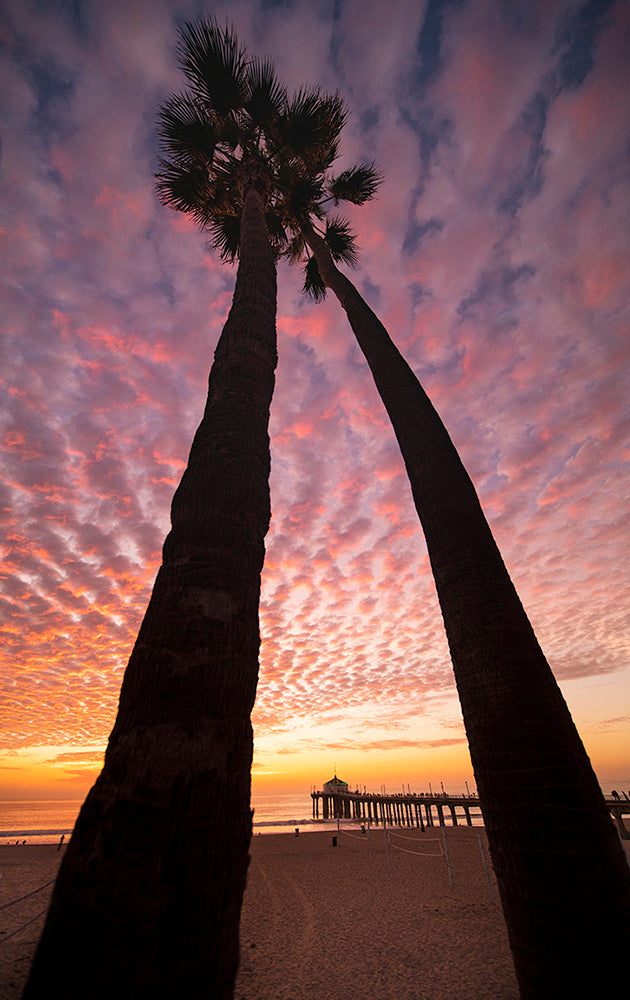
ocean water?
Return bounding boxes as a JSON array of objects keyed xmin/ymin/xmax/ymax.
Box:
[
  {"xmin": 6, "ymin": 781, "xmax": 626, "ymax": 846},
  {"xmin": 0, "ymin": 791, "xmax": 486, "ymax": 846},
  {"xmin": 1, "ymin": 800, "xmax": 83, "ymax": 847},
  {"xmin": 0, "ymin": 792, "xmax": 336, "ymax": 846}
]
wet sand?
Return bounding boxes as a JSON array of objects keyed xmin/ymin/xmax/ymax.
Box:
[{"xmin": 0, "ymin": 826, "xmax": 518, "ymax": 998}]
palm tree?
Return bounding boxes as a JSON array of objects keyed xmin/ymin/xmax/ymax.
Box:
[
  {"xmin": 23, "ymin": 20, "xmax": 343, "ymax": 1000},
  {"xmin": 275, "ymin": 133, "xmax": 630, "ymax": 994}
]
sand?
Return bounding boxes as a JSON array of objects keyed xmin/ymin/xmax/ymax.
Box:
[
  {"xmin": 0, "ymin": 843, "xmax": 63, "ymax": 998},
  {"xmin": 0, "ymin": 826, "xmax": 518, "ymax": 999}
]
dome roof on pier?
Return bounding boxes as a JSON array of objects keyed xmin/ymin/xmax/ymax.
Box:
[{"xmin": 323, "ymin": 773, "xmax": 348, "ymax": 789}]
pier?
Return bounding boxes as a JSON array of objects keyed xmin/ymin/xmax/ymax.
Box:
[
  {"xmin": 311, "ymin": 788, "xmax": 480, "ymax": 830},
  {"xmin": 311, "ymin": 788, "xmax": 630, "ymax": 837}
]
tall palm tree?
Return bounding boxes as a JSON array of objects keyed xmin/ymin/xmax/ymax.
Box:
[
  {"xmin": 274, "ymin": 130, "xmax": 630, "ymax": 994},
  {"xmin": 23, "ymin": 20, "xmax": 342, "ymax": 1000}
]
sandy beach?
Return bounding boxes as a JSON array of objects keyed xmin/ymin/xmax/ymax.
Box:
[{"xmin": 1, "ymin": 826, "xmax": 518, "ymax": 998}]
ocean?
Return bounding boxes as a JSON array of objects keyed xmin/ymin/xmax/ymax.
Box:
[
  {"xmin": 0, "ymin": 791, "xmax": 485, "ymax": 846},
  {"xmin": 0, "ymin": 794, "xmax": 313, "ymax": 846}
]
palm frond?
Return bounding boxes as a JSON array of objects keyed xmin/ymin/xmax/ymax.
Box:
[
  {"xmin": 264, "ymin": 209, "xmax": 288, "ymax": 253},
  {"xmin": 283, "ymin": 231, "xmax": 306, "ymax": 263},
  {"xmin": 155, "ymin": 158, "xmax": 211, "ymax": 218},
  {"xmin": 207, "ymin": 149, "xmax": 241, "ymax": 184},
  {"xmin": 232, "ymin": 115, "xmax": 259, "ymax": 156},
  {"xmin": 317, "ymin": 137, "xmax": 340, "ymax": 173},
  {"xmin": 272, "ymin": 161, "xmax": 300, "ymax": 195},
  {"xmin": 218, "ymin": 113, "xmax": 244, "ymax": 152},
  {"xmin": 201, "ymin": 179, "xmax": 241, "ymax": 221},
  {"xmin": 285, "ymin": 85, "xmax": 327, "ymax": 123},
  {"xmin": 318, "ymin": 92, "xmax": 347, "ymax": 145},
  {"xmin": 156, "ymin": 92, "xmax": 219, "ymax": 167},
  {"xmin": 206, "ymin": 213, "xmax": 241, "ymax": 263},
  {"xmin": 310, "ymin": 201, "xmax": 327, "ymax": 223},
  {"xmin": 300, "ymin": 91, "xmax": 346, "ymax": 171},
  {"xmin": 245, "ymin": 57, "xmax": 287, "ymax": 128},
  {"xmin": 325, "ymin": 216, "xmax": 359, "ymax": 266},
  {"xmin": 178, "ymin": 16, "xmax": 248, "ymax": 115},
  {"xmin": 282, "ymin": 174, "xmax": 325, "ymax": 220},
  {"xmin": 328, "ymin": 162, "xmax": 383, "ymax": 205},
  {"xmin": 274, "ymin": 86, "xmax": 344, "ymax": 169},
  {"xmin": 303, "ymin": 256, "xmax": 327, "ymax": 302}
]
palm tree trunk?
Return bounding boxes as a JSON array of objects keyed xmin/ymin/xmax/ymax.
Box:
[
  {"xmin": 23, "ymin": 184, "xmax": 277, "ymax": 1000},
  {"xmin": 302, "ymin": 222, "xmax": 630, "ymax": 996}
]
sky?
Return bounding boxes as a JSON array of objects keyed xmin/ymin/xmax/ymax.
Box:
[{"xmin": 1, "ymin": 0, "xmax": 629, "ymax": 804}]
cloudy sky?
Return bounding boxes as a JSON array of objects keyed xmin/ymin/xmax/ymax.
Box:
[{"xmin": 1, "ymin": 0, "xmax": 629, "ymax": 801}]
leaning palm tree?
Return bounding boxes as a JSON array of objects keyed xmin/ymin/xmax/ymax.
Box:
[
  {"xmin": 273, "ymin": 128, "xmax": 630, "ymax": 995},
  {"xmin": 23, "ymin": 20, "xmax": 343, "ymax": 1000}
]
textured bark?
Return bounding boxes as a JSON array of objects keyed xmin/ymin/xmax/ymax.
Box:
[
  {"xmin": 23, "ymin": 186, "xmax": 277, "ymax": 1000},
  {"xmin": 303, "ymin": 223, "xmax": 630, "ymax": 996}
]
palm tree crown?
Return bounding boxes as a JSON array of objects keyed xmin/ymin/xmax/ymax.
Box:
[{"xmin": 156, "ymin": 16, "xmax": 381, "ymax": 281}]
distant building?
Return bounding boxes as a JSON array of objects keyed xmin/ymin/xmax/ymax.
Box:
[{"xmin": 323, "ymin": 773, "xmax": 349, "ymax": 795}]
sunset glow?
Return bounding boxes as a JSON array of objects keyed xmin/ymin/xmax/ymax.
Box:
[{"xmin": 1, "ymin": 0, "xmax": 629, "ymax": 805}]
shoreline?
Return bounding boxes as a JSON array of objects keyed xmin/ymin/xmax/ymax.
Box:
[
  {"xmin": 1, "ymin": 811, "xmax": 487, "ymax": 847},
  {"xmin": 0, "ymin": 826, "xmax": 519, "ymax": 999}
]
